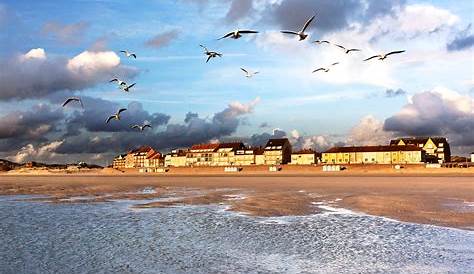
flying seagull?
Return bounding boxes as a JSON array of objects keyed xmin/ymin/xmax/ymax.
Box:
[
  {"xmin": 280, "ymin": 15, "xmax": 315, "ymax": 41},
  {"xmin": 334, "ymin": 44, "xmax": 361, "ymax": 54},
  {"xmin": 241, "ymin": 68, "xmax": 259, "ymax": 78},
  {"xmin": 200, "ymin": 45, "xmax": 222, "ymax": 63},
  {"xmin": 131, "ymin": 124, "xmax": 152, "ymax": 132},
  {"xmin": 106, "ymin": 108, "xmax": 127, "ymax": 124},
  {"xmin": 312, "ymin": 62, "xmax": 339, "ymax": 73},
  {"xmin": 62, "ymin": 97, "xmax": 83, "ymax": 108},
  {"xmin": 363, "ymin": 50, "xmax": 406, "ymax": 61},
  {"xmin": 120, "ymin": 50, "xmax": 137, "ymax": 59},
  {"xmin": 120, "ymin": 83, "xmax": 136, "ymax": 92},
  {"xmin": 313, "ymin": 40, "xmax": 331, "ymax": 45},
  {"xmin": 218, "ymin": 29, "xmax": 259, "ymax": 40},
  {"xmin": 109, "ymin": 78, "xmax": 127, "ymax": 86}
]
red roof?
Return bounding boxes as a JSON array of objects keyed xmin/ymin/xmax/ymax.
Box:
[
  {"xmin": 324, "ymin": 145, "xmax": 422, "ymax": 153},
  {"xmin": 129, "ymin": 145, "xmax": 154, "ymax": 154},
  {"xmin": 190, "ymin": 143, "xmax": 220, "ymax": 151}
]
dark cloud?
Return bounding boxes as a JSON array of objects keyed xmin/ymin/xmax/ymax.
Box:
[
  {"xmin": 365, "ymin": 0, "xmax": 406, "ymax": 21},
  {"xmin": 225, "ymin": 0, "xmax": 254, "ymax": 23},
  {"xmin": 0, "ymin": 49, "xmax": 137, "ymax": 101},
  {"xmin": 41, "ymin": 21, "xmax": 89, "ymax": 44},
  {"xmin": 259, "ymin": 122, "xmax": 270, "ymax": 128},
  {"xmin": 145, "ymin": 29, "xmax": 180, "ymax": 49},
  {"xmin": 384, "ymin": 91, "xmax": 474, "ymax": 146},
  {"xmin": 447, "ymin": 24, "xmax": 474, "ymax": 52},
  {"xmin": 385, "ymin": 88, "xmax": 407, "ymax": 98}
]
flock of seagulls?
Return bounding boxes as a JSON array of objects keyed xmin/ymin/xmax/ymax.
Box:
[{"xmin": 60, "ymin": 13, "xmax": 406, "ymax": 135}]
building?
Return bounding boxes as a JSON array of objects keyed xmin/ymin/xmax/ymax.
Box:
[
  {"xmin": 264, "ymin": 138, "xmax": 292, "ymax": 165},
  {"xmin": 213, "ymin": 142, "xmax": 246, "ymax": 166},
  {"xmin": 234, "ymin": 147, "xmax": 264, "ymax": 166},
  {"xmin": 164, "ymin": 149, "xmax": 188, "ymax": 167},
  {"xmin": 291, "ymin": 149, "xmax": 320, "ymax": 165},
  {"xmin": 144, "ymin": 150, "xmax": 163, "ymax": 169},
  {"xmin": 322, "ymin": 145, "xmax": 424, "ymax": 164},
  {"xmin": 390, "ymin": 137, "xmax": 451, "ymax": 163},
  {"xmin": 471, "ymin": 152, "xmax": 474, "ymax": 163},
  {"xmin": 186, "ymin": 143, "xmax": 220, "ymax": 167},
  {"xmin": 125, "ymin": 146, "xmax": 158, "ymax": 168},
  {"xmin": 112, "ymin": 154, "xmax": 127, "ymax": 169}
]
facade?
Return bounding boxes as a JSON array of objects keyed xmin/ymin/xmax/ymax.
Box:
[
  {"xmin": 234, "ymin": 147, "xmax": 264, "ymax": 166},
  {"xmin": 213, "ymin": 142, "xmax": 246, "ymax": 166},
  {"xmin": 164, "ymin": 149, "xmax": 188, "ymax": 167},
  {"xmin": 390, "ymin": 137, "xmax": 451, "ymax": 163},
  {"xmin": 322, "ymin": 145, "xmax": 424, "ymax": 164},
  {"xmin": 291, "ymin": 149, "xmax": 319, "ymax": 165},
  {"xmin": 471, "ymin": 152, "xmax": 474, "ymax": 163},
  {"xmin": 144, "ymin": 150, "xmax": 163, "ymax": 169},
  {"xmin": 124, "ymin": 146, "xmax": 158, "ymax": 168},
  {"xmin": 186, "ymin": 143, "xmax": 220, "ymax": 167},
  {"xmin": 264, "ymin": 138, "xmax": 292, "ymax": 165},
  {"xmin": 112, "ymin": 154, "xmax": 127, "ymax": 169}
]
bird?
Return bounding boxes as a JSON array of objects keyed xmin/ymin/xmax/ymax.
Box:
[
  {"xmin": 120, "ymin": 50, "xmax": 136, "ymax": 59},
  {"xmin": 241, "ymin": 68, "xmax": 259, "ymax": 78},
  {"xmin": 218, "ymin": 29, "xmax": 259, "ymax": 40},
  {"xmin": 120, "ymin": 83, "xmax": 136, "ymax": 92},
  {"xmin": 131, "ymin": 124, "xmax": 152, "ymax": 131},
  {"xmin": 280, "ymin": 15, "xmax": 315, "ymax": 41},
  {"xmin": 62, "ymin": 97, "xmax": 83, "ymax": 108},
  {"xmin": 334, "ymin": 44, "xmax": 361, "ymax": 54},
  {"xmin": 312, "ymin": 62, "xmax": 339, "ymax": 73},
  {"xmin": 109, "ymin": 78, "xmax": 127, "ymax": 86},
  {"xmin": 106, "ymin": 108, "xmax": 127, "ymax": 124},
  {"xmin": 313, "ymin": 40, "xmax": 331, "ymax": 45},
  {"xmin": 363, "ymin": 50, "xmax": 405, "ymax": 61},
  {"xmin": 200, "ymin": 45, "xmax": 222, "ymax": 63}
]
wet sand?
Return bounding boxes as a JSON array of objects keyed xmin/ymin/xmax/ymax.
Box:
[{"xmin": 1, "ymin": 175, "xmax": 473, "ymax": 230}]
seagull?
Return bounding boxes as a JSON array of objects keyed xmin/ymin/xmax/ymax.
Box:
[
  {"xmin": 334, "ymin": 44, "xmax": 361, "ymax": 54},
  {"xmin": 120, "ymin": 50, "xmax": 136, "ymax": 59},
  {"xmin": 120, "ymin": 83, "xmax": 136, "ymax": 92},
  {"xmin": 200, "ymin": 45, "xmax": 222, "ymax": 63},
  {"xmin": 131, "ymin": 124, "xmax": 152, "ymax": 132},
  {"xmin": 62, "ymin": 97, "xmax": 83, "ymax": 108},
  {"xmin": 241, "ymin": 68, "xmax": 259, "ymax": 78},
  {"xmin": 312, "ymin": 62, "xmax": 339, "ymax": 73},
  {"xmin": 218, "ymin": 29, "xmax": 259, "ymax": 40},
  {"xmin": 106, "ymin": 108, "xmax": 127, "ymax": 124},
  {"xmin": 109, "ymin": 78, "xmax": 127, "ymax": 86},
  {"xmin": 363, "ymin": 50, "xmax": 405, "ymax": 61},
  {"xmin": 280, "ymin": 15, "xmax": 315, "ymax": 41},
  {"xmin": 313, "ymin": 40, "xmax": 331, "ymax": 45}
]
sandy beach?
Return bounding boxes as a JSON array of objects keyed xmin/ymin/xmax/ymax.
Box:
[{"xmin": 1, "ymin": 174, "xmax": 473, "ymax": 230}]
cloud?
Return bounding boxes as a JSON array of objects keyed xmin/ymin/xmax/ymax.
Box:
[
  {"xmin": 225, "ymin": 0, "xmax": 254, "ymax": 23},
  {"xmin": 41, "ymin": 21, "xmax": 89, "ymax": 44},
  {"xmin": 384, "ymin": 88, "xmax": 474, "ymax": 146},
  {"xmin": 385, "ymin": 88, "xmax": 407, "ymax": 97},
  {"xmin": 447, "ymin": 24, "xmax": 474, "ymax": 52},
  {"xmin": 346, "ymin": 115, "xmax": 394, "ymax": 146},
  {"xmin": 9, "ymin": 141, "xmax": 64, "ymax": 163},
  {"xmin": 0, "ymin": 48, "xmax": 137, "ymax": 101},
  {"xmin": 145, "ymin": 29, "xmax": 180, "ymax": 49}
]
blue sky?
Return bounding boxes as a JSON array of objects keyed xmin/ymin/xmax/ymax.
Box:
[{"xmin": 0, "ymin": 0, "xmax": 473, "ymax": 164}]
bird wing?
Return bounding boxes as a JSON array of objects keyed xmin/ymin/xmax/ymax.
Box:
[
  {"xmin": 321, "ymin": 40, "xmax": 330, "ymax": 44},
  {"xmin": 106, "ymin": 116, "xmax": 114, "ymax": 124},
  {"xmin": 239, "ymin": 30, "xmax": 259, "ymax": 34},
  {"xmin": 386, "ymin": 50, "xmax": 405, "ymax": 57},
  {"xmin": 127, "ymin": 83, "xmax": 136, "ymax": 89},
  {"xmin": 200, "ymin": 45, "xmax": 208, "ymax": 52},
  {"xmin": 218, "ymin": 32, "xmax": 234, "ymax": 40},
  {"xmin": 79, "ymin": 98, "xmax": 84, "ymax": 108},
  {"xmin": 335, "ymin": 44, "xmax": 346, "ymax": 50},
  {"xmin": 120, "ymin": 50, "xmax": 127, "ymax": 54},
  {"xmin": 130, "ymin": 54, "xmax": 137, "ymax": 58},
  {"xmin": 206, "ymin": 55, "xmax": 212, "ymax": 63},
  {"xmin": 62, "ymin": 98, "xmax": 74, "ymax": 107},
  {"xmin": 240, "ymin": 68, "xmax": 248, "ymax": 74},
  {"xmin": 301, "ymin": 15, "xmax": 315, "ymax": 32},
  {"xmin": 131, "ymin": 125, "xmax": 139, "ymax": 129},
  {"xmin": 253, "ymin": 71, "xmax": 259, "ymax": 74},
  {"xmin": 331, "ymin": 62, "xmax": 339, "ymax": 66},
  {"xmin": 312, "ymin": 68, "xmax": 325, "ymax": 73},
  {"xmin": 348, "ymin": 48, "xmax": 361, "ymax": 52},
  {"xmin": 143, "ymin": 124, "xmax": 152, "ymax": 129},
  {"xmin": 281, "ymin": 31, "xmax": 299, "ymax": 35},
  {"xmin": 109, "ymin": 78, "xmax": 118, "ymax": 83},
  {"xmin": 118, "ymin": 108, "xmax": 127, "ymax": 115},
  {"xmin": 363, "ymin": 55, "xmax": 379, "ymax": 61}
]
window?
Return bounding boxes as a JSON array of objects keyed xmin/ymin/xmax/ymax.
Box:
[{"xmin": 439, "ymin": 143, "xmax": 444, "ymax": 147}]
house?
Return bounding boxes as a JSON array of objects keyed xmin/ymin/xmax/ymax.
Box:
[
  {"xmin": 125, "ymin": 146, "xmax": 158, "ymax": 168},
  {"xmin": 112, "ymin": 154, "xmax": 127, "ymax": 169},
  {"xmin": 234, "ymin": 147, "xmax": 264, "ymax": 166},
  {"xmin": 322, "ymin": 145, "xmax": 424, "ymax": 164},
  {"xmin": 291, "ymin": 149, "xmax": 320, "ymax": 165},
  {"xmin": 164, "ymin": 149, "xmax": 188, "ymax": 167},
  {"xmin": 213, "ymin": 142, "xmax": 246, "ymax": 166},
  {"xmin": 390, "ymin": 137, "xmax": 451, "ymax": 163},
  {"xmin": 144, "ymin": 150, "xmax": 163, "ymax": 169},
  {"xmin": 264, "ymin": 138, "xmax": 292, "ymax": 165},
  {"xmin": 186, "ymin": 143, "xmax": 220, "ymax": 167},
  {"xmin": 471, "ymin": 152, "xmax": 474, "ymax": 163}
]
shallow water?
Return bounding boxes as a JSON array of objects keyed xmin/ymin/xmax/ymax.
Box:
[{"xmin": 0, "ymin": 195, "xmax": 473, "ymax": 274}]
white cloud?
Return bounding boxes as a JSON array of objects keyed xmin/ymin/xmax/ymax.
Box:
[
  {"xmin": 21, "ymin": 48, "xmax": 47, "ymax": 61},
  {"xmin": 10, "ymin": 140, "xmax": 64, "ymax": 163},
  {"xmin": 67, "ymin": 50, "xmax": 120, "ymax": 76},
  {"xmin": 346, "ymin": 115, "xmax": 394, "ymax": 146}
]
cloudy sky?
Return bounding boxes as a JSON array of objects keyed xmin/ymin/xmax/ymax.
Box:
[{"xmin": 0, "ymin": 0, "xmax": 473, "ymax": 165}]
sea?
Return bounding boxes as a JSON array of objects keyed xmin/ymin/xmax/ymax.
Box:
[{"xmin": 0, "ymin": 194, "xmax": 473, "ymax": 274}]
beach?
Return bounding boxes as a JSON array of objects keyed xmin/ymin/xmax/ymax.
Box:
[{"xmin": 1, "ymin": 174, "xmax": 473, "ymax": 230}]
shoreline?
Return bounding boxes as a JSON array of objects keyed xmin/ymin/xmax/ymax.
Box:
[{"xmin": 1, "ymin": 175, "xmax": 473, "ymax": 230}]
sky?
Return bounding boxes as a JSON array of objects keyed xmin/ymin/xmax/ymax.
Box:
[{"xmin": 0, "ymin": 0, "xmax": 473, "ymax": 165}]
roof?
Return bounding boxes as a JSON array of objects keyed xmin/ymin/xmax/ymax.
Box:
[
  {"xmin": 293, "ymin": 149, "xmax": 317, "ymax": 155},
  {"xmin": 217, "ymin": 142, "xmax": 246, "ymax": 151},
  {"xmin": 147, "ymin": 151, "xmax": 162, "ymax": 160},
  {"xmin": 129, "ymin": 145, "xmax": 154, "ymax": 154},
  {"xmin": 265, "ymin": 138, "xmax": 290, "ymax": 148},
  {"xmin": 390, "ymin": 137, "xmax": 448, "ymax": 146},
  {"xmin": 324, "ymin": 145, "xmax": 422, "ymax": 153},
  {"xmin": 190, "ymin": 143, "xmax": 220, "ymax": 151}
]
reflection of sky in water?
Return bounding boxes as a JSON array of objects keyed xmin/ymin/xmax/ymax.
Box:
[{"xmin": 0, "ymin": 196, "xmax": 473, "ymax": 274}]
